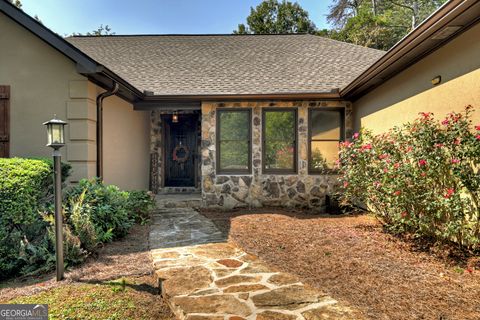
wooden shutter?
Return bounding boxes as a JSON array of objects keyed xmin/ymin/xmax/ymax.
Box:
[{"xmin": 0, "ymin": 86, "xmax": 10, "ymax": 158}]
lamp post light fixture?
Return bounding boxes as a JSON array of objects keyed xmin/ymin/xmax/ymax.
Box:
[{"xmin": 43, "ymin": 115, "xmax": 67, "ymax": 281}]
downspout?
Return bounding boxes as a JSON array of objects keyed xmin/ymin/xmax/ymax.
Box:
[{"xmin": 96, "ymin": 82, "xmax": 119, "ymax": 179}]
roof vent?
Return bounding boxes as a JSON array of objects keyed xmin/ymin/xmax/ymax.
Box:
[{"xmin": 431, "ymin": 26, "xmax": 462, "ymax": 40}]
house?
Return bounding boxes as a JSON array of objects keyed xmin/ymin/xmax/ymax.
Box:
[{"xmin": 0, "ymin": 0, "xmax": 479, "ymax": 210}]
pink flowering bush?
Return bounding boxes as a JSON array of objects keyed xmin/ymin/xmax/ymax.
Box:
[{"xmin": 338, "ymin": 106, "xmax": 480, "ymax": 249}]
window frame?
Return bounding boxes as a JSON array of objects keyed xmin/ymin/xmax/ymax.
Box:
[
  {"xmin": 308, "ymin": 107, "xmax": 345, "ymax": 175},
  {"xmin": 262, "ymin": 107, "xmax": 298, "ymax": 174},
  {"xmin": 216, "ymin": 108, "xmax": 252, "ymax": 175}
]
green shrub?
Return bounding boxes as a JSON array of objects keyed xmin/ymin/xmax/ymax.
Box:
[
  {"xmin": 126, "ymin": 190, "xmax": 156, "ymax": 224},
  {"xmin": 0, "ymin": 158, "xmax": 52, "ymax": 279},
  {"xmin": 338, "ymin": 106, "xmax": 480, "ymax": 249},
  {"xmin": 64, "ymin": 178, "xmax": 133, "ymax": 245}
]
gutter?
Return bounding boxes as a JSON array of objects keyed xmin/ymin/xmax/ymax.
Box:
[
  {"xmin": 96, "ymin": 82, "xmax": 119, "ymax": 179},
  {"xmin": 141, "ymin": 91, "xmax": 342, "ymax": 102}
]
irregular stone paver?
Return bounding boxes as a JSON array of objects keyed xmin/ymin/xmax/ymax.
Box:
[
  {"xmin": 267, "ymin": 273, "xmax": 300, "ymax": 286},
  {"xmin": 150, "ymin": 207, "xmax": 363, "ymax": 319},
  {"xmin": 256, "ymin": 311, "xmax": 298, "ymax": 320},
  {"xmin": 217, "ymin": 258, "xmax": 244, "ymax": 268},
  {"xmin": 172, "ymin": 295, "xmax": 252, "ymax": 317}
]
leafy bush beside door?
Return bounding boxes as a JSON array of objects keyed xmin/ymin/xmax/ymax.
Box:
[{"xmin": 0, "ymin": 159, "xmax": 156, "ymax": 280}]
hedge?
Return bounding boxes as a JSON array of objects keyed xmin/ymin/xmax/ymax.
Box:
[{"xmin": 0, "ymin": 158, "xmax": 53, "ymax": 279}]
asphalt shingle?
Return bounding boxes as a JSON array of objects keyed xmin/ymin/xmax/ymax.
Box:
[{"xmin": 66, "ymin": 34, "xmax": 384, "ymax": 96}]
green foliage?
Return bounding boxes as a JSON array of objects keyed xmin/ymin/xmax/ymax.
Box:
[
  {"xmin": 65, "ymin": 178, "xmax": 133, "ymax": 243},
  {"xmin": 218, "ymin": 111, "xmax": 250, "ymax": 170},
  {"xmin": 126, "ymin": 190, "xmax": 156, "ymax": 225},
  {"xmin": 234, "ymin": 0, "xmax": 316, "ymax": 34},
  {"xmin": 325, "ymin": 0, "xmax": 447, "ymax": 50},
  {"xmin": 0, "ymin": 158, "xmax": 52, "ymax": 279},
  {"xmin": 264, "ymin": 111, "xmax": 295, "ymax": 169},
  {"xmin": 338, "ymin": 106, "xmax": 480, "ymax": 249},
  {"xmin": 72, "ymin": 24, "xmax": 115, "ymax": 36},
  {"xmin": 0, "ymin": 161, "xmax": 154, "ymax": 279}
]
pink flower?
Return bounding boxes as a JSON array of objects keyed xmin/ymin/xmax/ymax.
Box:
[
  {"xmin": 373, "ymin": 181, "xmax": 382, "ymax": 188},
  {"xmin": 441, "ymin": 119, "xmax": 449, "ymax": 126},
  {"xmin": 343, "ymin": 181, "xmax": 349, "ymax": 188},
  {"xmin": 383, "ymin": 168, "xmax": 388, "ymax": 173},
  {"xmin": 418, "ymin": 159, "xmax": 427, "ymax": 167},
  {"xmin": 419, "ymin": 112, "xmax": 433, "ymax": 121},
  {"xmin": 444, "ymin": 188, "xmax": 455, "ymax": 199},
  {"xmin": 476, "ymin": 135, "xmax": 480, "ymax": 140},
  {"xmin": 394, "ymin": 163, "xmax": 400, "ymax": 169},
  {"xmin": 421, "ymin": 172, "xmax": 426, "ymax": 177},
  {"xmin": 406, "ymin": 146, "xmax": 413, "ymax": 153},
  {"xmin": 379, "ymin": 153, "xmax": 388, "ymax": 160},
  {"xmin": 393, "ymin": 190, "xmax": 401, "ymax": 196},
  {"xmin": 401, "ymin": 211, "xmax": 408, "ymax": 218},
  {"xmin": 454, "ymin": 138, "xmax": 461, "ymax": 145},
  {"xmin": 434, "ymin": 143, "xmax": 444, "ymax": 148},
  {"xmin": 360, "ymin": 144, "xmax": 372, "ymax": 152},
  {"xmin": 475, "ymin": 125, "xmax": 480, "ymax": 131},
  {"xmin": 451, "ymin": 158, "xmax": 460, "ymax": 164},
  {"xmin": 353, "ymin": 132, "xmax": 360, "ymax": 139}
]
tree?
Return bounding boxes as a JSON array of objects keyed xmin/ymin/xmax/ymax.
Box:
[
  {"xmin": 234, "ymin": 0, "xmax": 316, "ymax": 34},
  {"xmin": 325, "ymin": 0, "xmax": 447, "ymax": 50},
  {"xmin": 8, "ymin": 0, "xmax": 43, "ymax": 24},
  {"xmin": 73, "ymin": 25, "xmax": 115, "ymax": 36},
  {"xmin": 8, "ymin": 0, "xmax": 22, "ymax": 9}
]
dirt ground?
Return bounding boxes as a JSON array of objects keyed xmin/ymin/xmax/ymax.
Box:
[
  {"xmin": 202, "ymin": 209, "xmax": 480, "ymax": 320},
  {"xmin": 0, "ymin": 224, "xmax": 174, "ymax": 319}
]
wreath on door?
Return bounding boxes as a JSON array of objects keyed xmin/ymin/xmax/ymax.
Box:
[{"xmin": 172, "ymin": 144, "xmax": 190, "ymax": 163}]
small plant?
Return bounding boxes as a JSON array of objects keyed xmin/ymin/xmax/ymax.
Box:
[
  {"xmin": 126, "ymin": 190, "xmax": 156, "ymax": 224},
  {"xmin": 64, "ymin": 178, "xmax": 133, "ymax": 241},
  {"xmin": 338, "ymin": 106, "xmax": 480, "ymax": 249}
]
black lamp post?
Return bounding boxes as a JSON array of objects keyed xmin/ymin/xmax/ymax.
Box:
[{"xmin": 43, "ymin": 115, "xmax": 67, "ymax": 281}]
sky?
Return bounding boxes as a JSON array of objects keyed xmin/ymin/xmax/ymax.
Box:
[{"xmin": 20, "ymin": 0, "xmax": 332, "ymax": 36}]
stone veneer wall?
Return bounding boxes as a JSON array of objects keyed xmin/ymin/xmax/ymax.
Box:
[{"xmin": 201, "ymin": 100, "xmax": 353, "ymax": 211}]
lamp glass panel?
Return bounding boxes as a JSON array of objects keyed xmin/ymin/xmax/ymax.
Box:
[
  {"xmin": 47, "ymin": 125, "xmax": 53, "ymax": 145},
  {"xmin": 51, "ymin": 124, "xmax": 64, "ymax": 144}
]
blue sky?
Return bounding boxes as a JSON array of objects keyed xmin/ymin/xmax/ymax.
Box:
[{"xmin": 21, "ymin": 0, "xmax": 332, "ymax": 36}]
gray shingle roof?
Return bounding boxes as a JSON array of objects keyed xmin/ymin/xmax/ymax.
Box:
[{"xmin": 66, "ymin": 34, "xmax": 384, "ymax": 96}]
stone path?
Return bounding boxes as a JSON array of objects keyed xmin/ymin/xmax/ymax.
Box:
[{"xmin": 150, "ymin": 207, "xmax": 361, "ymax": 320}]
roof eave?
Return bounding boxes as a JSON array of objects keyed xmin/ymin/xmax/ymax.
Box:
[
  {"xmin": 142, "ymin": 91, "xmax": 342, "ymax": 102},
  {"xmin": 0, "ymin": 0, "xmax": 142, "ymax": 101}
]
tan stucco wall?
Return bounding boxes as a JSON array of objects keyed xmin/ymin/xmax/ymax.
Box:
[
  {"xmin": 354, "ymin": 22, "xmax": 480, "ymax": 133},
  {"xmin": 0, "ymin": 11, "xmax": 85, "ymax": 160},
  {"xmin": 0, "ymin": 12, "xmax": 150, "ymax": 190},
  {"xmin": 101, "ymin": 89, "xmax": 150, "ymax": 190}
]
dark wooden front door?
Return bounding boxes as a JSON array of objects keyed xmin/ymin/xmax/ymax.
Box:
[
  {"xmin": 164, "ymin": 114, "xmax": 198, "ymax": 187},
  {"xmin": 0, "ymin": 86, "xmax": 10, "ymax": 158}
]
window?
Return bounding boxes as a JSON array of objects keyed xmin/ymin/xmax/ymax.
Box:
[
  {"xmin": 216, "ymin": 109, "xmax": 251, "ymax": 173},
  {"xmin": 308, "ymin": 108, "xmax": 344, "ymax": 173},
  {"xmin": 262, "ymin": 108, "xmax": 297, "ymax": 173}
]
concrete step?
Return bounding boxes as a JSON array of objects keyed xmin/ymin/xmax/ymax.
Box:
[{"xmin": 155, "ymin": 193, "xmax": 202, "ymax": 209}]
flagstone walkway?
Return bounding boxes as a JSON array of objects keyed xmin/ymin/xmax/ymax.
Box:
[{"xmin": 150, "ymin": 207, "xmax": 361, "ymax": 320}]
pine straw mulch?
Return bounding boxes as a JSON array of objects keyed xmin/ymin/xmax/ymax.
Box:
[
  {"xmin": 201, "ymin": 209, "xmax": 480, "ymax": 320},
  {"xmin": 0, "ymin": 224, "xmax": 174, "ymax": 319}
]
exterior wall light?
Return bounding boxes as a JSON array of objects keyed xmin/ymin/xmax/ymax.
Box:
[
  {"xmin": 43, "ymin": 115, "xmax": 67, "ymax": 281},
  {"xmin": 172, "ymin": 112, "xmax": 179, "ymax": 123},
  {"xmin": 431, "ymin": 76, "xmax": 442, "ymax": 86}
]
